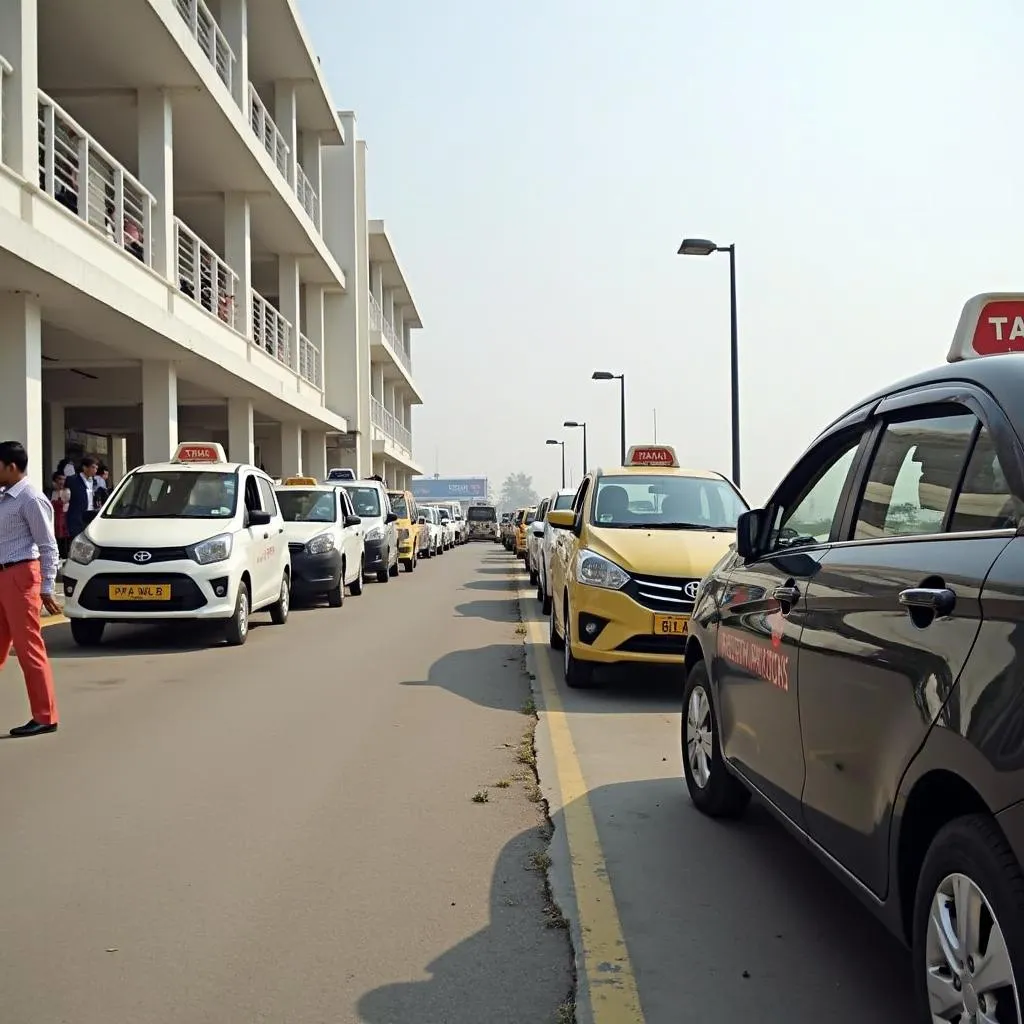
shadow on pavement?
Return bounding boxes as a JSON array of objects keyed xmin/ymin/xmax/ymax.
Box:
[
  {"xmin": 453, "ymin": 598, "xmax": 520, "ymax": 623},
  {"xmin": 42, "ymin": 620, "xmax": 273, "ymax": 659},
  {"xmin": 400, "ymin": 645, "xmax": 527, "ymax": 712},
  {"xmin": 459, "ymin": 579, "xmax": 518, "ymax": 592},
  {"xmin": 357, "ymin": 823, "xmax": 573, "ymax": 1024}
]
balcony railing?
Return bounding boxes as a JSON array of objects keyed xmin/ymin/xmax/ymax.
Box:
[
  {"xmin": 368, "ymin": 292, "xmax": 413, "ymax": 375},
  {"xmin": 0, "ymin": 55, "xmax": 12, "ymax": 167},
  {"xmin": 248, "ymin": 84, "xmax": 290, "ymax": 180},
  {"xmin": 371, "ymin": 396, "xmax": 413, "ymax": 454},
  {"xmin": 174, "ymin": 0, "xmax": 235, "ymax": 92},
  {"xmin": 295, "ymin": 163, "xmax": 320, "ymax": 228},
  {"xmin": 297, "ymin": 332, "xmax": 322, "ymax": 389},
  {"xmin": 174, "ymin": 218, "xmax": 240, "ymax": 331},
  {"xmin": 37, "ymin": 91, "xmax": 155, "ymax": 267},
  {"xmin": 252, "ymin": 290, "xmax": 291, "ymax": 367}
]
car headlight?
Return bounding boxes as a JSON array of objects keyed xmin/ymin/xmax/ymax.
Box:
[
  {"xmin": 575, "ymin": 549, "xmax": 630, "ymax": 590},
  {"xmin": 364, "ymin": 525, "xmax": 383, "ymax": 541},
  {"xmin": 190, "ymin": 533, "xmax": 233, "ymax": 565},
  {"xmin": 68, "ymin": 533, "xmax": 97, "ymax": 565},
  {"xmin": 306, "ymin": 532, "xmax": 336, "ymax": 555}
]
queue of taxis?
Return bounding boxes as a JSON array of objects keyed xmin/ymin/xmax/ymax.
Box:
[{"xmin": 513, "ymin": 506, "xmax": 537, "ymax": 559}]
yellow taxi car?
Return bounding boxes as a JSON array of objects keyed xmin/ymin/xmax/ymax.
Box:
[
  {"xmin": 388, "ymin": 489, "xmax": 421, "ymax": 573},
  {"xmin": 514, "ymin": 506, "xmax": 537, "ymax": 559},
  {"xmin": 546, "ymin": 445, "xmax": 747, "ymax": 687}
]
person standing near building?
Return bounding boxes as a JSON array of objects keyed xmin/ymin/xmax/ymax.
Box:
[
  {"xmin": 66, "ymin": 455, "xmax": 98, "ymax": 540},
  {"xmin": 0, "ymin": 441, "xmax": 61, "ymax": 737}
]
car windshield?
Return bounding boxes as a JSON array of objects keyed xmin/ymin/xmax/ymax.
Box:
[
  {"xmin": 389, "ymin": 493, "xmax": 410, "ymax": 518},
  {"xmin": 467, "ymin": 506, "xmax": 496, "ymax": 521},
  {"xmin": 553, "ymin": 493, "xmax": 574, "ymax": 510},
  {"xmin": 343, "ymin": 486, "xmax": 381, "ymax": 517},
  {"xmin": 525, "ymin": 510, "xmax": 536, "ymax": 525},
  {"xmin": 591, "ymin": 474, "xmax": 748, "ymax": 530},
  {"xmin": 277, "ymin": 489, "xmax": 336, "ymax": 523},
  {"xmin": 104, "ymin": 470, "xmax": 237, "ymax": 519}
]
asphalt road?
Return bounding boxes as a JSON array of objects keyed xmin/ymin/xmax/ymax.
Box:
[
  {"xmin": 515, "ymin": 559, "xmax": 919, "ymax": 1024},
  {"xmin": 0, "ymin": 545, "xmax": 572, "ymax": 1024}
]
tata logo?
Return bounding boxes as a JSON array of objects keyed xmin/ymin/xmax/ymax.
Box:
[
  {"xmin": 133, "ymin": 551, "xmax": 153, "ymax": 564},
  {"xmin": 684, "ymin": 581, "xmax": 701, "ymax": 600}
]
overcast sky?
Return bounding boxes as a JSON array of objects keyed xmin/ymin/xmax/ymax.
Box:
[{"xmin": 299, "ymin": 0, "xmax": 1019, "ymax": 505}]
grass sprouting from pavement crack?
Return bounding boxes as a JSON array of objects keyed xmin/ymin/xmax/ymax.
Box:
[
  {"xmin": 471, "ymin": 789, "xmax": 490, "ymax": 803},
  {"xmin": 493, "ymin": 778, "xmax": 512, "ymax": 789}
]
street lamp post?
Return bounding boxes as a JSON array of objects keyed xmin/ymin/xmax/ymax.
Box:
[
  {"xmin": 677, "ymin": 237, "xmax": 741, "ymax": 487},
  {"xmin": 592, "ymin": 371, "xmax": 626, "ymax": 464},
  {"xmin": 546, "ymin": 439, "xmax": 565, "ymax": 487},
  {"xmin": 563, "ymin": 421, "xmax": 587, "ymax": 475}
]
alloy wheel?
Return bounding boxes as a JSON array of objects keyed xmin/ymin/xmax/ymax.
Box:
[
  {"xmin": 238, "ymin": 589, "xmax": 249, "ymax": 638},
  {"xmin": 686, "ymin": 685, "xmax": 713, "ymax": 789}
]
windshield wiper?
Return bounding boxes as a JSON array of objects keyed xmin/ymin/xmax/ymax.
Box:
[{"xmin": 608, "ymin": 522, "xmax": 729, "ymax": 531}]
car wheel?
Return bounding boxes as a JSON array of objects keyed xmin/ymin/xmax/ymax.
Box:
[
  {"xmin": 913, "ymin": 814, "xmax": 1024, "ymax": 1024},
  {"xmin": 389, "ymin": 557, "xmax": 400, "ymax": 577},
  {"xmin": 536, "ymin": 571, "xmax": 545, "ymax": 604},
  {"xmin": 403, "ymin": 557, "xmax": 414, "ymax": 573},
  {"xmin": 327, "ymin": 568, "xmax": 344, "ymax": 608},
  {"xmin": 563, "ymin": 598, "xmax": 596, "ymax": 688},
  {"xmin": 225, "ymin": 582, "xmax": 250, "ymax": 646},
  {"xmin": 377, "ymin": 568, "xmax": 389, "ymax": 583},
  {"xmin": 269, "ymin": 573, "xmax": 290, "ymax": 625},
  {"xmin": 682, "ymin": 661, "xmax": 750, "ymax": 817},
  {"xmin": 549, "ymin": 594, "xmax": 565, "ymax": 651},
  {"xmin": 350, "ymin": 560, "xmax": 364, "ymax": 595},
  {"xmin": 70, "ymin": 618, "xmax": 105, "ymax": 647}
]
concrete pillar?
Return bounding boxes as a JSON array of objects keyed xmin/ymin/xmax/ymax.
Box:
[
  {"xmin": 227, "ymin": 397, "xmax": 254, "ymax": 464},
  {"xmin": 302, "ymin": 430, "xmax": 326, "ymax": 480},
  {"xmin": 219, "ymin": 0, "xmax": 249, "ymax": 111},
  {"xmin": 280, "ymin": 421, "xmax": 302, "ymax": 477},
  {"xmin": 137, "ymin": 89, "xmax": 174, "ymax": 278},
  {"xmin": 300, "ymin": 131, "xmax": 322, "ymax": 231},
  {"xmin": 394, "ymin": 307, "xmax": 404, "ymax": 347},
  {"xmin": 274, "ymin": 82, "xmax": 298, "ymax": 189},
  {"xmin": 224, "ymin": 193, "xmax": 252, "ymax": 341},
  {"xmin": 48, "ymin": 401, "xmax": 65, "ymax": 477},
  {"xmin": 110, "ymin": 435, "xmax": 127, "ymax": 484},
  {"xmin": 0, "ymin": 0, "xmax": 38, "ymax": 183},
  {"xmin": 141, "ymin": 360, "xmax": 178, "ymax": 464},
  {"xmin": 278, "ymin": 255, "xmax": 300, "ymax": 371},
  {"xmin": 370, "ymin": 261, "xmax": 383, "ymax": 306},
  {"xmin": 0, "ymin": 293, "xmax": 42, "ymax": 476}
]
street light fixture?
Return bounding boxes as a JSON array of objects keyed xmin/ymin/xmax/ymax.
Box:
[
  {"xmin": 592, "ymin": 371, "xmax": 626, "ymax": 465},
  {"xmin": 677, "ymin": 237, "xmax": 741, "ymax": 486},
  {"xmin": 546, "ymin": 439, "xmax": 565, "ymax": 488},
  {"xmin": 563, "ymin": 421, "xmax": 587, "ymax": 475}
]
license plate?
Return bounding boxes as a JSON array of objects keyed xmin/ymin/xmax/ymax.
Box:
[
  {"xmin": 653, "ymin": 613, "xmax": 689, "ymax": 636},
  {"xmin": 108, "ymin": 584, "xmax": 171, "ymax": 601}
]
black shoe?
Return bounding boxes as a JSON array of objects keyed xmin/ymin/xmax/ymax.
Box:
[{"xmin": 9, "ymin": 720, "xmax": 58, "ymax": 738}]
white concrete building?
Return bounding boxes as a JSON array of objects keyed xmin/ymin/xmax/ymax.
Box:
[{"xmin": 0, "ymin": 0, "xmax": 424, "ymax": 488}]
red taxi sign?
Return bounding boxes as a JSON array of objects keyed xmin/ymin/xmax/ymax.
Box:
[
  {"xmin": 172, "ymin": 442, "xmax": 227, "ymax": 464},
  {"xmin": 948, "ymin": 293, "xmax": 1024, "ymax": 362},
  {"xmin": 625, "ymin": 444, "xmax": 679, "ymax": 468}
]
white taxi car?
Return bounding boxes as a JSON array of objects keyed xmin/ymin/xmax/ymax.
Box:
[{"xmin": 62, "ymin": 443, "xmax": 291, "ymax": 647}]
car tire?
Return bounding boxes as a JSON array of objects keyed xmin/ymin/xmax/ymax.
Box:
[
  {"xmin": 350, "ymin": 560, "xmax": 364, "ymax": 596},
  {"xmin": 563, "ymin": 598, "xmax": 597, "ymax": 688},
  {"xmin": 70, "ymin": 618, "xmax": 105, "ymax": 647},
  {"xmin": 377, "ymin": 569, "xmax": 389, "ymax": 583},
  {"xmin": 327, "ymin": 570, "xmax": 344, "ymax": 608},
  {"xmin": 225, "ymin": 582, "xmax": 250, "ymax": 646},
  {"xmin": 912, "ymin": 813, "xmax": 1024, "ymax": 1024},
  {"xmin": 549, "ymin": 595, "xmax": 565, "ymax": 651},
  {"xmin": 536, "ymin": 572, "xmax": 545, "ymax": 605},
  {"xmin": 403, "ymin": 557, "xmax": 414, "ymax": 573},
  {"xmin": 389, "ymin": 558, "xmax": 400, "ymax": 578},
  {"xmin": 269, "ymin": 573, "xmax": 290, "ymax": 625},
  {"xmin": 682, "ymin": 661, "xmax": 750, "ymax": 817}
]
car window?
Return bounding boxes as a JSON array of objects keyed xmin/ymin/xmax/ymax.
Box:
[
  {"xmin": 572, "ymin": 479, "xmax": 590, "ymax": 514},
  {"xmin": 243, "ymin": 474, "xmax": 261, "ymax": 515},
  {"xmin": 344, "ymin": 486, "xmax": 381, "ymax": 517},
  {"xmin": 104, "ymin": 470, "xmax": 238, "ymax": 519},
  {"xmin": 257, "ymin": 477, "xmax": 279, "ymax": 516},
  {"xmin": 553, "ymin": 493, "xmax": 574, "ymax": 511},
  {"xmin": 853, "ymin": 413, "xmax": 976, "ymax": 540},
  {"xmin": 773, "ymin": 438, "xmax": 861, "ymax": 549},
  {"xmin": 949, "ymin": 425, "xmax": 1024, "ymax": 532},
  {"xmin": 389, "ymin": 492, "xmax": 409, "ymax": 518},
  {"xmin": 277, "ymin": 489, "xmax": 336, "ymax": 523},
  {"xmin": 592, "ymin": 474, "xmax": 748, "ymax": 530}
]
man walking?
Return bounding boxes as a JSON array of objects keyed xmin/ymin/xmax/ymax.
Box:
[{"xmin": 0, "ymin": 441, "xmax": 61, "ymax": 737}]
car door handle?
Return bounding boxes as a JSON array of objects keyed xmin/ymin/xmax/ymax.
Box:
[
  {"xmin": 772, "ymin": 585, "xmax": 801, "ymax": 604},
  {"xmin": 899, "ymin": 587, "xmax": 956, "ymax": 616},
  {"xmin": 263, "ymin": 532, "xmax": 269, "ymax": 539}
]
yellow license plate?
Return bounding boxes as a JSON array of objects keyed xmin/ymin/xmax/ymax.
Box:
[
  {"xmin": 653, "ymin": 613, "xmax": 689, "ymax": 636},
  {"xmin": 108, "ymin": 584, "xmax": 171, "ymax": 601}
]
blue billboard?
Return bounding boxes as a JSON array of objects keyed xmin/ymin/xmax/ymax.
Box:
[{"xmin": 411, "ymin": 477, "xmax": 489, "ymax": 501}]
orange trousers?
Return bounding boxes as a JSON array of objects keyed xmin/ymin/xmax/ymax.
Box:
[{"xmin": 0, "ymin": 561, "xmax": 59, "ymax": 725}]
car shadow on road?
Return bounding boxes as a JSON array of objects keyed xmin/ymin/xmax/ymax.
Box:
[
  {"xmin": 460, "ymin": 579, "xmax": 518, "ymax": 592},
  {"xmin": 400, "ymin": 645, "xmax": 528, "ymax": 712},
  {"xmin": 42, "ymin": 621, "xmax": 273, "ymax": 659},
  {"xmin": 453, "ymin": 598, "xmax": 520, "ymax": 623},
  {"xmin": 357, "ymin": 823, "xmax": 573, "ymax": 1024}
]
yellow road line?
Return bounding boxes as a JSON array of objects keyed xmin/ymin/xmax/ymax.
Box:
[
  {"xmin": 41, "ymin": 615, "xmax": 67, "ymax": 629},
  {"xmin": 523, "ymin": 591, "xmax": 645, "ymax": 1023}
]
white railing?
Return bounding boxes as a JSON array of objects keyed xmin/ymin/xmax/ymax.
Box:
[
  {"xmin": 174, "ymin": 218, "xmax": 241, "ymax": 331},
  {"xmin": 174, "ymin": 0, "xmax": 235, "ymax": 92},
  {"xmin": 248, "ymin": 84, "xmax": 290, "ymax": 179},
  {"xmin": 298, "ymin": 332, "xmax": 322, "ymax": 389},
  {"xmin": 295, "ymin": 163, "xmax": 320, "ymax": 227},
  {"xmin": 371, "ymin": 396, "xmax": 413, "ymax": 454},
  {"xmin": 368, "ymin": 291, "xmax": 413, "ymax": 375},
  {"xmin": 37, "ymin": 91, "xmax": 155, "ymax": 267},
  {"xmin": 252, "ymin": 290, "xmax": 291, "ymax": 367},
  {"xmin": 0, "ymin": 55, "xmax": 11, "ymax": 167}
]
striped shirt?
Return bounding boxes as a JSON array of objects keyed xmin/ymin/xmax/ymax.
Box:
[{"xmin": 0, "ymin": 477, "xmax": 59, "ymax": 595}]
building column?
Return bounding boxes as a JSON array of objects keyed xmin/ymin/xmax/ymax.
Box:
[
  {"xmin": 383, "ymin": 288, "xmax": 395, "ymax": 329},
  {"xmin": 0, "ymin": 0, "xmax": 38, "ymax": 183},
  {"xmin": 280, "ymin": 422, "xmax": 302, "ymax": 477},
  {"xmin": 278, "ymin": 256, "xmax": 300, "ymax": 372},
  {"xmin": 227, "ymin": 397, "xmax": 254, "ymax": 464},
  {"xmin": 141, "ymin": 360, "xmax": 178, "ymax": 464},
  {"xmin": 224, "ymin": 193, "xmax": 252, "ymax": 342},
  {"xmin": 48, "ymin": 401, "xmax": 65, "ymax": 476},
  {"xmin": 110, "ymin": 435, "xmax": 128, "ymax": 484},
  {"xmin": 274, "ymin": 82, "xmax": 297, "ymax": 190},
  {"xmin": 370, "ymin": 262, "xmax": 383, "ymax": 306},
  {"xmin": 300, "ymin": 131, "xmax": 322, "ymax": 231},
  {"xmin": 302, "ymin": 430, "xmax": 326, "ymax": 481},
  {"xmin": 219, "ymin": 0, "xmax": 249, "ymax": 111},
  {"xmin": 0, "ymin": 293, "xmax": 42, "ymax": 475},
  {"xmin": 137, "ymin": 89, "xmax": 174, "ymax": 279}
]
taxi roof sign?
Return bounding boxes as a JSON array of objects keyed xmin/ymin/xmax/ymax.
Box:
[
  {"xmin": 625, "ymin": 444, "xmax": 679, "ymax": 468},
  {"xmin": 283, "ymin": 476, "xmax": 318, "ymax": 486},
  {"xmin": 948, "ymin": 293, "xmax": 1024, "ymax": 362},
  {"xmin": 171, "ymin": 442, "xmax": 227, "ymax": 464}
]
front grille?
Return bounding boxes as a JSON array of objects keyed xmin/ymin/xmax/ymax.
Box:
[
  {"xmin": 616, "ymin": 634, "xmax": 686, "ymax": 656},
  {"xmin": 96, "ymin": 545, "xmax": 190, "ymax": 564},
  {"xmin": 623, "ymin": 573, "xmax": 700, "ymax": 614},
  {"xmin": 78, "ymin": 573, "xmax": 207, "ymax": 613}
]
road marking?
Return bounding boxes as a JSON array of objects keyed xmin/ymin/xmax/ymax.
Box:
[
  {"xmin": 522, "ymin": 588, "xmax": 645, "ymax": 1023},
  {"xmin": 41, "ymin": 615, "xmax": 67, "ymax": 629}
]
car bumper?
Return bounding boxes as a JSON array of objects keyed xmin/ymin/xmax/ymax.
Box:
[
  {"xmin": 398, "ymin": 540, "xmax": 416, "ymax": 558},
  {"xmin": 290, "ymin": 548, "xmax": 343, "ymax": 597},
  {"xmin": 363, "ymin": 538, "xmax": 389, "ymax": 571}
]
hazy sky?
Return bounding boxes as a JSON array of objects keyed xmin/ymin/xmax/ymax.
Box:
[{"xmin": 299, "ymin": 0, "xmax": 1019, "ymax": 505}]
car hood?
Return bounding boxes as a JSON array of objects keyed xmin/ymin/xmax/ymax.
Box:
[
  {"xmin": 84, "ymin": 516, "xmax": 238, "ymax": 547},
  {"xmin": 584, "ymin": 526, "xmax": 736, "ymax": 578},
  {"xmin": 281, "ymin": 521, "xmax": 336, "ymax": 544}
]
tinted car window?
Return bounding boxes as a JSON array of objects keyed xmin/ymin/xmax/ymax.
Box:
[
  {"xmin": 553, "ymin": 493, "xmax": 574, "ymax": 511},
  {"xmin": 257, "ymin": 477, "xmax": 279, "ymax": 516},
  {"xmin": 277, "ymin": 489, "xmax": 337, "ymax": 523},
  {"xmin": 467, "ymin": 506, "xmax": 496, "ymax": 521},
  {"xmin": 344, "ymin": 486, "xmax": 381, "ymax": 517},
  {"xmin": 389, "ymin": 493, "xmax": 409, "ymax": 518},
  {"xmin": 949, "ymin": 426, "xmax": 1024, "ymax": 532},
  {"xmin": 774, "ymin": 439, "xmax": 860, "ymax": 548}
]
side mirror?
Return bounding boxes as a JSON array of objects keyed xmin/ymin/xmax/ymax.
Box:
[
  {"xmin": 417, "ymin": 516, "xmax": 426, "ymax": 525},
  {"xmin": 546, "ymin": 509, "xmax": 575, "ymax": 531},
  {"xmin": 531, "ymin": 522, "xmax": 545, "ymax": 536},
  {"xmin": 345, "ymin": 515, "xmax": 362, "ymax": 528},
  {"xmin": 736, "ymin": 508, "xmax": 767, "ymax": 560},
  {"xmin": 385, "ymin": 512, "xmax": 399, "ymax": 524},
  {"xmin": 248, "ymin": 509, "xmax": 272, "ymax": 527}
]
